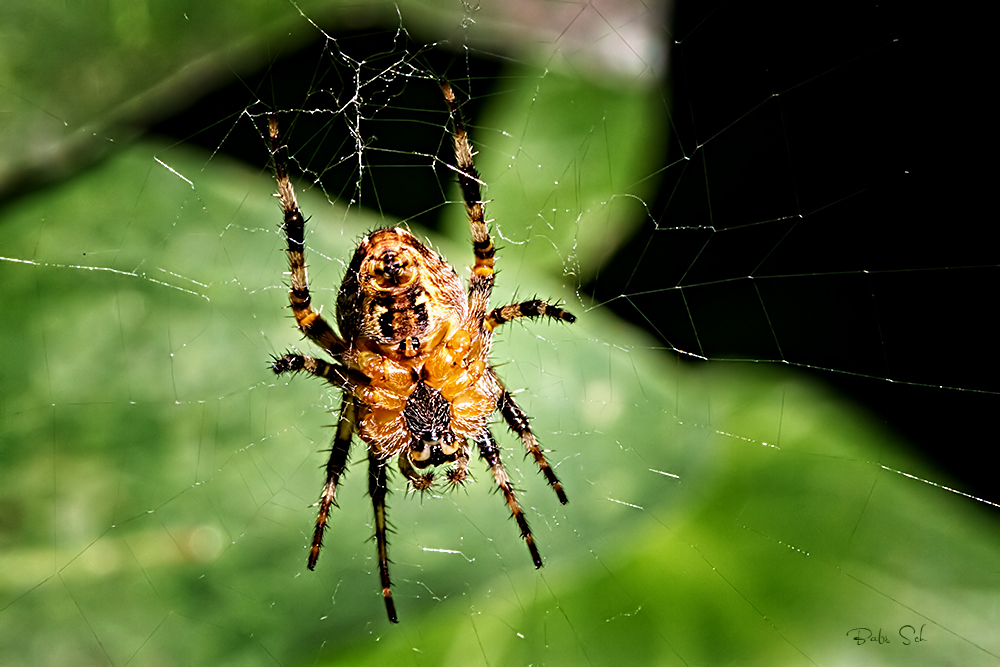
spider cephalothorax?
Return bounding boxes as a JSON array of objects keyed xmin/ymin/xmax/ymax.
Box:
[{"xmin": 269, "ymin": 82, "xmax": 575, "ymax": 623}]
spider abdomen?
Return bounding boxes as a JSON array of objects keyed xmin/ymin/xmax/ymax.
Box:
[{"xmin": 337, "ymin": 228, "xmax": 466, "ymax": 359}]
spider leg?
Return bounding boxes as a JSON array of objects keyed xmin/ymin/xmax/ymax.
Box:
[
  {"xmin": 474, "ymin": 428, "xmax": 543, "ymax": 568},
  {"xmin": 268, "ymin": 115, "xmax": 347, "ymax": 358},
  {"xmin": 306, "ymin": 396, "xmax": 355, "ymax": 570},
  {"xmin": 368, "ymin": 450, "xmax": 398, "ymax": 623},
  {"xmin": 271, "ymin": 352, "xmax": 358, "ymax": 389},
  {"xmin": 499, "ymin": 391, "xmax": 568, "ymax": 505},
  {"xmin": 486, "ymin": 299, "xmax": 576, "ymax": 331},
  {"xmin": 442, "ymin": 83, "xmax": 495, "ymax": 320}
]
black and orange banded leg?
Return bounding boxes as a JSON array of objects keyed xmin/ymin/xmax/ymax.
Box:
[
  {"xmin": 474, "ymin": 429, "xmax": 543, "ymax": 569},
  {"xmin": 486, "ymin": 299, "xmax": 577, "ymax": 331},
  {"xmin": 499, "ymin": 391, "xmax": 569, "ymax": 505},
  {"xmin": 307, "ymin": 396, "xmax": 355, "ymax": 570},
  {"xmin": 368, "ymin": 450, "xmax": 398, "ymax": 623},
  {"xmin": 442, "ymin": 82, "xmax": 496, "ymax": 320},
  {"xmin": 268, "ymin": 115, "xmax": 347, "ymax": 357},
  {"xmin": 271, "ymin": 353, "xmax": 355, "ymax": 389}
]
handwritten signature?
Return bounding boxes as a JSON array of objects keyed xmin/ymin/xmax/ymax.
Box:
[{"xmin": 847, "ymin": 625, "xmax": 927, "ymax": 646}]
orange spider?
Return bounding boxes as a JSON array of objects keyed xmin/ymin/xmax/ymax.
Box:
[{"xmin": 269, "ymin": 82, "xmax": 575, "ymax": 623}]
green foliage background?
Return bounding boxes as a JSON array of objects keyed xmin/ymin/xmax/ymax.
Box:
[{"xmin": 1, "ymin": 1, "xmax": 997, "ymax": 665}]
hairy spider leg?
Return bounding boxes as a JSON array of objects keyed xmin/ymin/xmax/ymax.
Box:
[
  {"xmin": 474, "ymin": 429, "xmax": 543, "ymax": 568},
  {"xmin": 270, "ymin": 353, "xmax": 354, "ymax": 387},
  {"xmin": 441, "ymin": 83, "xmax": 495, "ymax": 320},
  {"xmin": 268, "ymin": 115, "xmax": 347, "ymax": 357},
  {"xmin": 368, "ymin": 450, "xmax": 398, "ymax": 623},
  {"xmin": 443, "ymin": 84, "xmax": 578, "ymax": 333},
  {"xmin": 499, "ymin": 390, "xmax": 569, "ymax": 505},
  {"xmin": 269, "ymin": 354, "xmax": 371, "ymax": 570},
  {"xmin": 486, "ymin": 299, "xmax": 577, "ymax": 330},
  {"xmin": 304, "ymin": 396, "xmax": 356, "ymax": 570}
]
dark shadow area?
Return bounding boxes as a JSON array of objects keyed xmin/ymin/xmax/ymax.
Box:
[{"xmin": 585, "ymin": 1, "xmax": 996, "ymax": 499}]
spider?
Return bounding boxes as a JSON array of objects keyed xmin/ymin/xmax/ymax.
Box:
[{"xmin": 268, "ymin": 82, "xmax": 575, "ymax": 623}]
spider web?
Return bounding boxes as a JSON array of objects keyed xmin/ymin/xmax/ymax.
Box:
[{"xmin": 1, "ymin": 1, "xmax": 997, "ymax": 665}]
